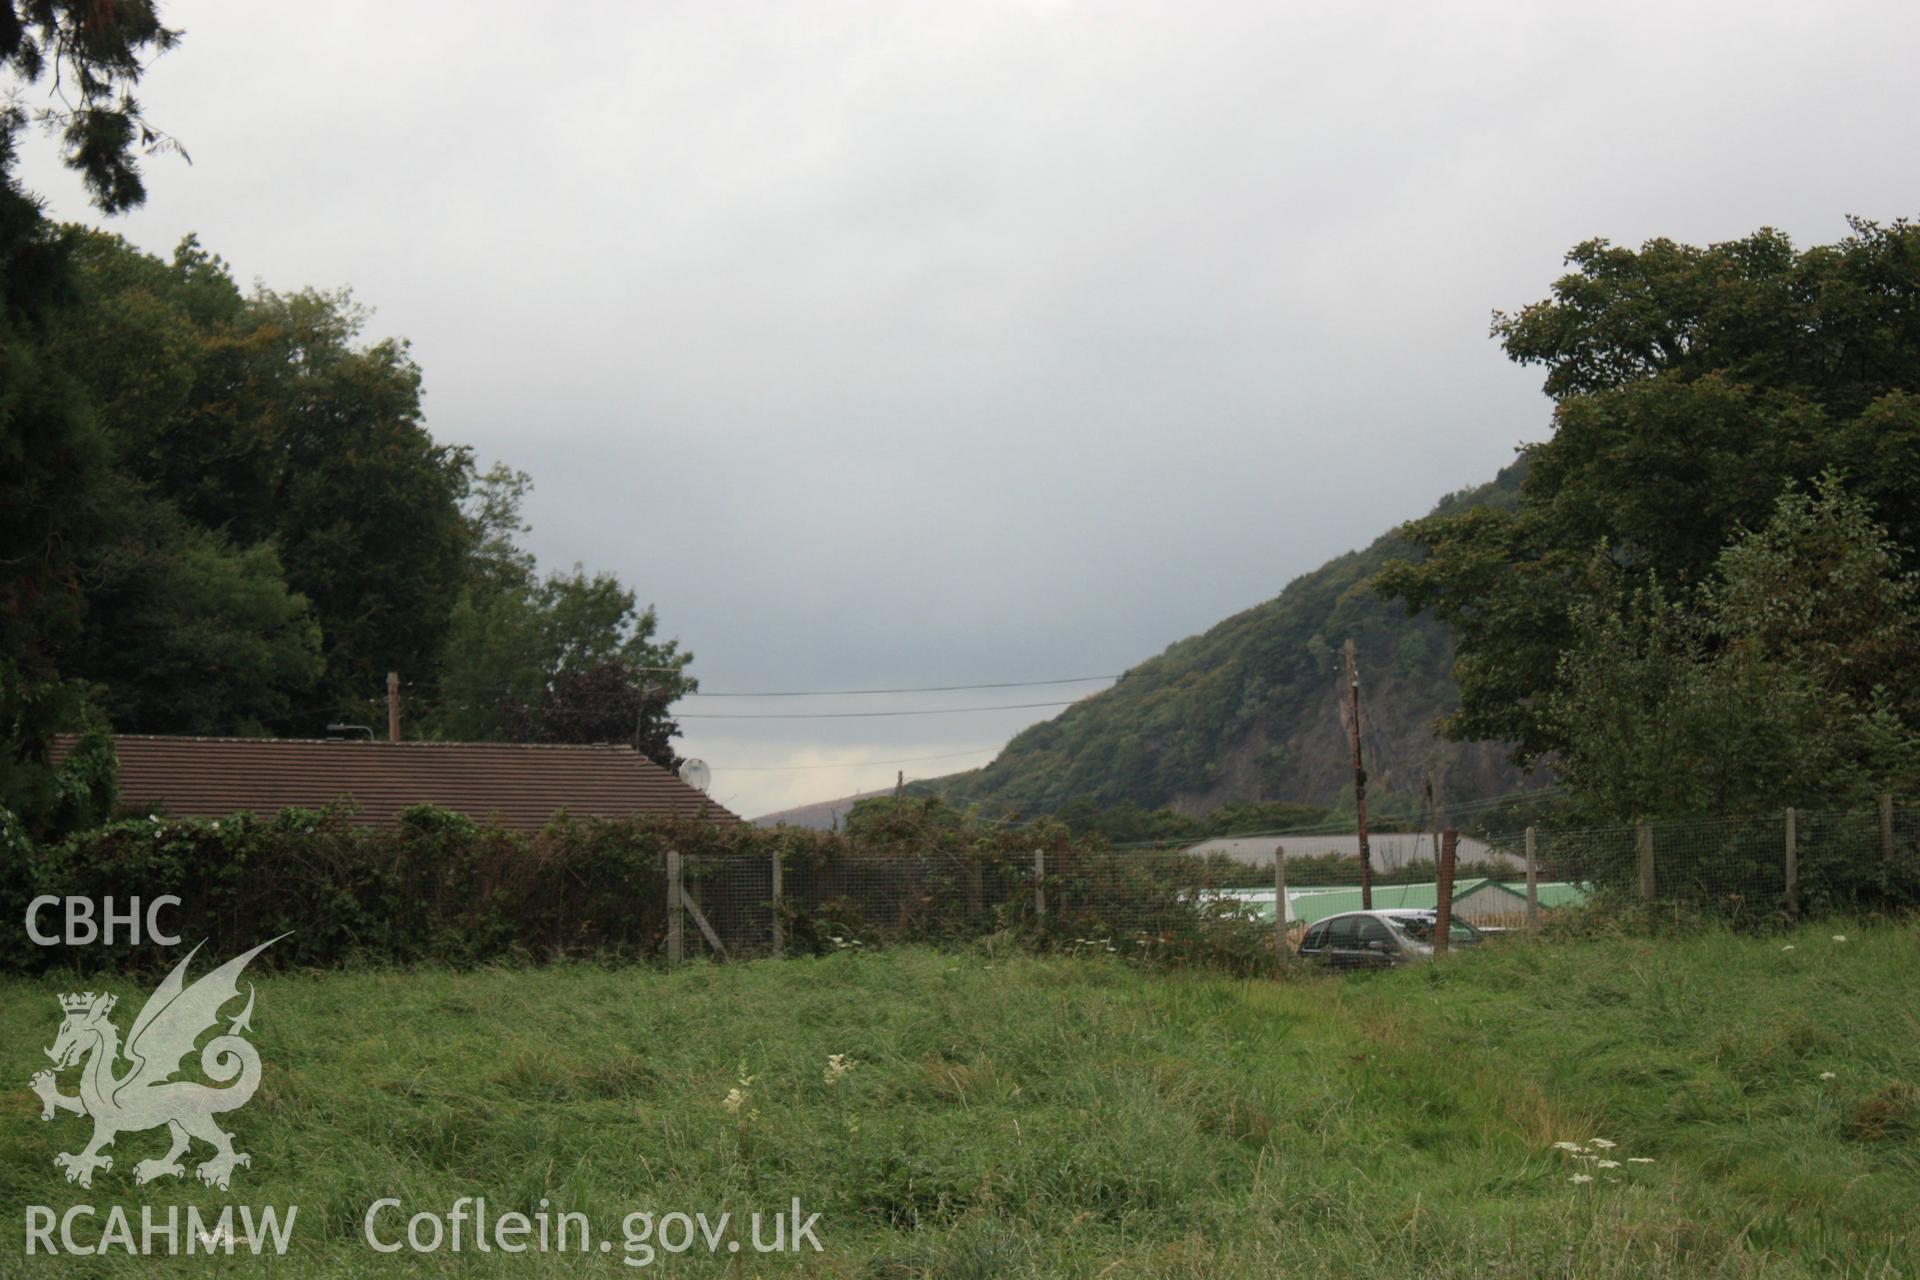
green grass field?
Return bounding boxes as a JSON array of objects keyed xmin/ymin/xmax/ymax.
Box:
[{"xmin": 3, "ymin": 923, "xmax": 1917, "ymax": 1277}]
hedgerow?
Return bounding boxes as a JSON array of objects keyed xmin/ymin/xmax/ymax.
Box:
[{"xmin": 4, "ymin": 803, "xmax": 1277, "ymax": 974}]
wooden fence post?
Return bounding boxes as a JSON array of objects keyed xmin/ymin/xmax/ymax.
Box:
[
  {"xmin": 1433, "ymin": 829, "xmax": 1458, "ymax": 958},
  {"xmin": 1879, "ymin": 794, "xmax": 1894, "ymax": 867},
  {"xmin": 1783, "ymin": 807, "xmax": 1797, "ymax": 918},
  {"xmin": 1033, "ymin": 849, "xmax": 1046, "ymax": 922},
  {"xmin": 1637, "ymin": 822, "xmax": 1655, "ymax": 902},
  {"xmin": 1524, "ymin": 826, "xmax": 1539, "ymax": 939},
  {"xmin": 666, "ymin": 848, "xmax": 684, "ymax": 967},
  {"xmin": 1273, "ymin": 844, "xmax": 1289, "ymax": 966},
  {"xmin": 770, "ymin": 848, "xmax": 784, "ymax": 957}
]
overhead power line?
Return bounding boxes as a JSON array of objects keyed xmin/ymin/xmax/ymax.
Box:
[
  {"xmin": 397, "ymin": 692, "xmax": 1090, "ymax": 721},
  {"xmin": 715, "ymin": 747, "xmax": 1001, "ymax": 773},
  {"xmin": 677, "ymin": 700, "xmax": 1083, "ymax": 720},
  {"xmin": 410, "ymin": 673, "xmax": 1120, "ymax": 699},
  {"xmin": 687, "ymin": 675, "xmax": 1117, "ymax": 698}
]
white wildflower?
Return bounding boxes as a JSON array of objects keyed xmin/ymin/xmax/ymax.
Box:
[
  {"xmin": 1569, "ymin": 1174, "xmax": 1592, "ymax": 1184},
  {"xmin": 723, "ymin": 1061, "xmax": 758, "ymax": 1119},
  {"xmin": 1832, "ymin": 935, "xmax": 1848, "ymax": 943},
  {"xmin": 1588, "ymin": 1138, "xmax": 1617, "ymax": 1149},
  {"xmin": 1780, "ymin": 944, "xmax": 1795, "ymax": 951},
  {"xmin": 1819, "ymin": 1071, "xmax": 1836, "ymax": 1080},
  {"xmin": 1596, "ymin": 1159, "xmax": 1621, "ymax": 1168},
  {"xmin": 824, "ymin": 1053, "xmax": 856, "ymax": 1085},
  {"xmin": 1552, "ymin": 1141, "xmax": 1584, "ymax": 1152},
  {"xmin": 1627, "ymin": 1157, "xmax": 1655, "ymax": 1164}
]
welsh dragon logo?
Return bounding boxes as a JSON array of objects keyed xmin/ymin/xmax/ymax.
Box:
[{"xmin": 28, "ymin": 937, "xmax": 284, "ymax": 1190}]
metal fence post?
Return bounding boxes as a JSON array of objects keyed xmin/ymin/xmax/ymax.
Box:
[
  {"xmin": 1273, "ymin": 844, "xmax": 1288, "ymax": 966},
  {"xmin": 1636, "ymin": 822, "xmax": 1655, "ymax": 902},
  {"xmin": 666, "ymin": 847, "xmax": 684, "ymax": 967},
  {"xmin": 1783, "ymin": 807, "xmax": 1797, "ymax": 918},
  {"xmin": 1033, "ymin": 849, "xmax": 1046, "ymax": 922},
  {"xmin": 770, "ymin": 848, "xmax": 784, "ymax": 957},
  {"xmin": 1524, "ymin": 826, "xmax": 1539, "ymax": 939}
]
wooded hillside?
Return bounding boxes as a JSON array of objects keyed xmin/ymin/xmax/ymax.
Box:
[{"xmin": 935, "ymin": 470, "xmax": 1530, "ymax": 817}]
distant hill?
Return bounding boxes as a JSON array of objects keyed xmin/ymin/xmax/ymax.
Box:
[
  {"xmin": 753, "ymin": 787, "xmax": 894, "ymax": 830},
  {"xmin": 934, "ymin": 470, "xmax": 1529, "ymax": 817}
]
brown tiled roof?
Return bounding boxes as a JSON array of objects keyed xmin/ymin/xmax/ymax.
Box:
[{"xmin": 55, "ymin": 735, "xmax": 739, "ymax": 830}]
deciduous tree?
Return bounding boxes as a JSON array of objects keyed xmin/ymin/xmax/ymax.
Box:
[
  {"xmin": 1546, "ymin": 477, "xmax": 1920, "ymax": 821},
  {"xmin": 1379, "ymin": 219, "xmax": 1920, "ymax": 767}
]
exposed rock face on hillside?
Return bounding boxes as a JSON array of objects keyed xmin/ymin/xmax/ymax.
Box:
[
  {"xmin": 935, "ymin": 470, "xmax": 1529, "ymax": 817},
  {"xmin": 1162, "ymin": 665, "xmax": 1524, "ymax": 817}
]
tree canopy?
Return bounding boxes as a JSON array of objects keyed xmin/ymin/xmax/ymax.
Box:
[
  {"xmin": 1546, "ymin": 476, "xmax": 1920, "ymax": 822},
  {"xmin": 1, "ymin": 0, "xmax": 182, "ymax": 213},
  {"xmin": 1, "ymin": 8, "xmax": 698, "ymax": 826},
  {"xmin": 1378, "ymin": 220, "xmax": 1920, "ymax": 777},
  {"xmin": 430, "ymin": 469, "xmax": 696, "ymax": 768},
  {"xmin": 2, "ymin": 0, "xmax": 185, "ymax": 828}
]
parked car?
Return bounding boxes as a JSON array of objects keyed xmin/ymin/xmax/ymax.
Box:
[{"xmin": 1296, "ymin": 909, "xmax": 1484, "ymax": 969}]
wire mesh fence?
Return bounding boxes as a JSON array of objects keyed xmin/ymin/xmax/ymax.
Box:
[
  {"xmin": 668, "ymin": 800, "xmax": 1920, "ymax": 965},
  {"xmin": 674, "ymin": 844, "xmax": 1282, "ymax": 966},
  {"xmin": 22, "ymin": 797, "xmax": 1912, "ymax": 975},
  {"xmin": 1482, "ymin": 800, "xmax": 1920, "ymax": 924}
]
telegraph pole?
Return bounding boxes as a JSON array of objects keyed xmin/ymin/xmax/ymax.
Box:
[
  {"xmin": 1344, "ymin": 640, "xmax": 1373, "ymax": 909},
  {"xmin": 1425, "ymin": 768, "xmax": 1447, "ymax": 875}
]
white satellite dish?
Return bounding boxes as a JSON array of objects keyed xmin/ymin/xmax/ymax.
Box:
[{"xmin": 678, "ymin": 758, "xmax": 711, "ymax": 793}]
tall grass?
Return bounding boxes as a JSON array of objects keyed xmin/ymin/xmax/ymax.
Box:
[{"xmin": 2, "ymin": 923, "xmax": 1914, "ymax": 1276}]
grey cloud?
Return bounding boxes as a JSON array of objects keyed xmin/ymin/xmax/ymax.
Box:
[{"xmin": 21, "ymin": 0, "xmax": 1920, "ymax": 814}]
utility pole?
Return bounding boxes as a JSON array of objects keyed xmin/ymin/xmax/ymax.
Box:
[
  {"xmin": 386, "ymin": 671, "xmax": 401, "ymax": 742},
  {"xmin": 1425, "ymin": 768, "xmax": 1447, "ymax": 874},
  {"xmin": 895, "ymin": 770, "xmax": 905, "ymax": 802},
  {"xmin": 1434, "ymin": 829, "xmax": 1459, "ymax": 958},
  {"xmin": 1343, "ymin": 639, "xmax": 1373, "ymax": 909},
  {"xmin": 1273, "ymin": 844, "xmax": 1289, "ymax": 968}
]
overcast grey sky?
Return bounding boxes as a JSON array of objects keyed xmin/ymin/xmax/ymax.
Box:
[{"xmin": 22, "ymin": 0, "xmax": 1920, "ymax": 816}]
